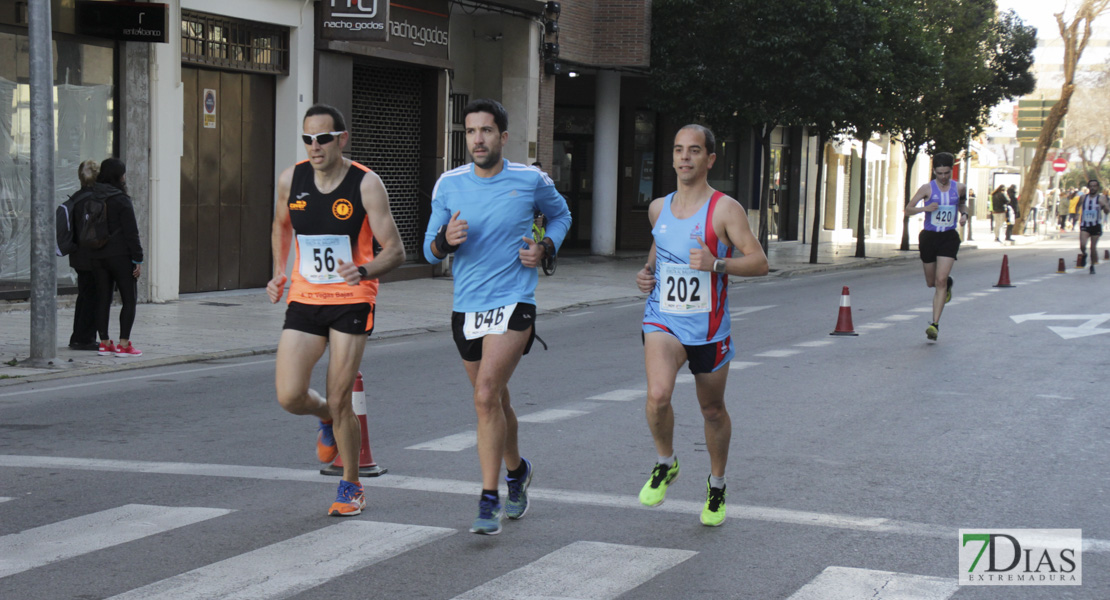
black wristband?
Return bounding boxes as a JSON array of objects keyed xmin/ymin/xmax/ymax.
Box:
[
  {"xmin": 541, "ymin": 238, "xmax": 555, "ymax": 258},
  {"xmin": 435, "ymin": 224, "xmax": 459, "ymax": 254}
]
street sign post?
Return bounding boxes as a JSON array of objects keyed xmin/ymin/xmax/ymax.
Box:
[{"xmin": 1053, "ymin": 157, "xmax": 1068, "ymax": 173}]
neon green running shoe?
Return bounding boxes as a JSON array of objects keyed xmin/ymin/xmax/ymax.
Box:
[
  {"xmin": 639, "ymin": 458, "xmax": 679, "ymax": 506},
  {"xmin": 700, "ymin": 477, "xmax": 726, "ymax": 527},
  {"xmin": 925, "ymin": 322, "xmax": 939, "ymax": 341},
  {"xmin": 945, "ymin": 276, "xmax": 953, "ymax": 303}
]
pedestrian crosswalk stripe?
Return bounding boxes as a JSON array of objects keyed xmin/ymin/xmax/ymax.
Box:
[
  {"xmin": 518, "ymin": 408, "xmax": 590, "ymax": 423},
  {"xmin": 450, "ymin": 541, "xmax": 696, "ymax": 600},
  {"xmin": 587, "ymin": 389, "xmax": 642, "ymax": 401},
  {"xmin": 106, "ymin": 521, "xmax": 454, "ymax": 600},
  {"xmin": 786, "ymin": 566, "xmax": 957, "ymax": 600},
  {"xmin": 405, "ymin": 431, "xmax": 477, "ymax": 452},
  {"xmin": 0, "ymin": 504, "xmax": 231, "ymax": 579}
]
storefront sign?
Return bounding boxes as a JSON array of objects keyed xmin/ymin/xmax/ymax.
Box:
[
  {"xmin": 76, "ymin": 1, "xmax": 169, "ymax": 43},
  {"xmin": 203, "ymin": 89, "xmax": 217, "ymax": 129},
  {"xmin": 321, "ymin": 0, "xmax": 390, "ymax": 42}
]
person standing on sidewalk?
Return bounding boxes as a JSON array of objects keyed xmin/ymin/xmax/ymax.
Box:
[
  {"xmin": 1077, "ymin": 179, "xmax": 1110, "ymax": 274},
  {"xmin": 90, "ymin": 158, "xmax": 144, "ymax": 357},
  {"xmin": 990, "ymin": 184, "xmax": 1007, "ymax": 242},
  {"xmin": 66, "ymin": 159, "xmax": 100, "ymax": 350},
  {"xmin": 634, "ymin": 124, "xmax": 768, "ymax": 527},
  {"xmin": 423, "ymin": 98, "xmax": 571, "ymax": 535},
  {"xmin": 905, "ymin": 152, "xmax": 967, "ymax": 341},
  {"xmin": 267, "ymin": 104, "xmax": 405, "ymax": 517}
]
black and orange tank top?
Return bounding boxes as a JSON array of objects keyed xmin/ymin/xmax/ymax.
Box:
[{"xmin": 287, "ymin": 160, "xmax": 378, "ymax": 306}]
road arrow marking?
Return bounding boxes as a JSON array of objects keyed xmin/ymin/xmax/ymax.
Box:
[{"xmin": 1010, "ymin": 313, "xmax": 1110, "ymax": 339}]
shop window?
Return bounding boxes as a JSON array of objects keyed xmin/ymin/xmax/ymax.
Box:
[
  {"xmin": 181, "ymin": 11, "xmax": 288, "ymax": 75},
  {"xmin": 0, "ymin": 33, "xmax": 114, "ymax": 293}
]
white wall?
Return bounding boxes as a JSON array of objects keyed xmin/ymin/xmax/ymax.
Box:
[{"xmin": 148, "ymin": 0, "xmax": 315, "ymax": 301}]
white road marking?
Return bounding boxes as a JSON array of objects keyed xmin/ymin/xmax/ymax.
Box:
[
  {"xmin": 794, "ymin": 341, "xmax": 833, "ymax": 348},
  {"xmin": 0, "ymin": 359, "xmax": 275, "ymax": 399},
  {"xmin": 968, "ymin": 292, "xmax": 990, "ymax": 297},
  {"xmin": 754, "ymin": 349, "xmax": 801, "ymax": 358},
  {"xmin": 610, "ymin": 302, "xmax": 645, "ymax": 310},
  {"xmin": 587, "ymin": 389, "xmax": 643, "ymax": 402},
  {"xmin": 786, "ymin": 567, "xmax": 957, "ymax": 600},
  {"xmin": 883, "ymin": 315, "xmax": 917, "ymax": 321},
  {"xmin": 405, "ymin": 431, "xmax": 477, "ymax": 452},
  {"xmin": 107, "ymin": 521, "xmax": 454, "ymax": 600},
  {"xmin": 909, "ymin": 307, "xmax": 932, "ymax": 313},
  {"xmin": 5, "ymin": 455, "xmax": 1109, "ymax": 552},
  {"xmin": 857, "ymin": 323, "xmax": 891, "ymax": 330},
  {"xmin": 0, "ymin": 497, "xmax": 11, "ymax": 503},
  {"xmin": 730, "ymin": 305, "xmax": 776, "ymax": 317},
  {"xmin": 730, "ymin": 361, "xmax": 761, "ymax": 369},
  {"xmin": 450, "ymin": 541, "xmax": 697, "ymax": 600},
  {"xmin": 1036, "ymin": 394, "xmax": 1075, "ymax": 400},
  {"xmin": 0, "ymin": 504, "xmax": 231, "ymax": 578},
  {"xmin": 518, "ymin": 408, "xmax": 590, "ymax": 423},
  {"xmin": 676, "ymin": 374, "xmax": 695, "ymax": 384},
  {"xmin": 569, "ymin": 311, "xmax": 595, "ymax": 317}
]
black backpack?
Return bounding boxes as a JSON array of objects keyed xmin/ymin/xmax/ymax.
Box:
[
  {"xmin": 78, "ymin": 192, "xmax": 113, "ymax": 250},
  {"xmin": 55, "ymin": 190, "xmax": 91, "ymax": 256}
]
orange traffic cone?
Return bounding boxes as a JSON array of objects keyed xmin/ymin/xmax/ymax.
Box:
[
  {"xmin": 830, "ymin": 286, "xmax": 859, "ymax": 336},
  {"xmin": 1057, "ymin": 258, "xmax": 1067, "ymax": 274},
  {"xmin": 321, "ymin": 373, "xmax": 386, "ymax": 477},
  {"xmin": 993, "ymin": 254, "xmax": 1015, "ymax": 287}
]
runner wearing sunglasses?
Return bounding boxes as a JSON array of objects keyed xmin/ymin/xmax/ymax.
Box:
[{"xmin": 267, "ymin": 104, "xmax": 405, "ymax": 516}]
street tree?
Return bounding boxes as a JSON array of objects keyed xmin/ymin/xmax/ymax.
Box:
[
  {"xmin": 1016, "ymin": 0, "xmax": 1110, "ymax": 233},
  {"xmin": 896, "ymin": 5, "xmax": 1036, "ymax": 250},
  {"xmin": 1061, "ymin": 61, "xmax": 1110, "ymax": 180}
]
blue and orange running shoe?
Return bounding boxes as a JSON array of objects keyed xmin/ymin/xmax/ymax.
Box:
[
  {"xmin": 316, "ymin": 420, "xmax": 338, "ymax": 463},
  {"xmin": 328, "ymin": 480, "xmax": 365, "ymax": 517}
]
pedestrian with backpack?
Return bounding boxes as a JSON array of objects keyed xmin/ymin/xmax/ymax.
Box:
[
  {"xmin": 57, "ymin": 159, "xmax": 101, "ymax": 350},
  {"xmin": 88, "ymin": 157, "xmax": 144, "ymax": 357}
]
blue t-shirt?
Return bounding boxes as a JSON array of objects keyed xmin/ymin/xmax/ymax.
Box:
[{"xmin": 423, "ymin": 159, "xmax": 571, "ymax": 312}]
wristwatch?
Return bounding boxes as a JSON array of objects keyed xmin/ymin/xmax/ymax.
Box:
[
  {"xmin": 712, "ymin": 258, "xmax": 726, "ymax": 274},
  {"xmin": 357, "ymin": 265, "xmax": 368, "ymax": 279},
  {"xmin": 540, "ymin": 239, "xmax": 556, "ymax": 258}
]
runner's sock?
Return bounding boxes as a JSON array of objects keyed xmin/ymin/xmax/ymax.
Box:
[
  {"xmin": 709, "ymin": 475, "xmax": 726, "ymax": 489},
  {"xmin": 481, "ymin": 489, "xmax": 499, "ymax": 503},
  {"xmin": 658, "ymin": 454, "xmax": 675, "ymax": 467},
  {"xmin": 506, "ymin": 461, "xmax": 527, "ymax": 480}
]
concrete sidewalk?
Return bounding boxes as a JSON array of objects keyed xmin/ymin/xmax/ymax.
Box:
[{"xmin": 0, "ymin": 222, "xmax": 1046, "ymax": 385}]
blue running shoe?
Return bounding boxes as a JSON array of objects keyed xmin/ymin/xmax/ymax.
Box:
[
  {"xmin": 328, "ymin": 480, "xmax": 365, "ymax": 517},
  {"xmin": 470, "ymin": 496, "xmax": 503, "ymax": 535},
  {"xmin": 505, "ymin": 458, "xmax": 533, "ymax": 520},
  {"xmin": 316, "ymin": 420, "xmax": 338, "ymax": 463}
]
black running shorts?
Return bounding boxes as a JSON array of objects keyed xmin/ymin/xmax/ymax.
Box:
[
  {"xmin": 451, "ymin": 303, "xmax": 536, "ymax": 362},
  {"xmin": 918, "ymin": 229, "xmax": 961, "ymax": 263},
  {"xmin": 283, "ymin": 301, "xmax": 374, "ymax": 336}
]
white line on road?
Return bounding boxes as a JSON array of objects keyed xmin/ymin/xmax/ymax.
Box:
[
  {"xmin": 910, "ymin": 307, "xmax": 932, "ymax": 313},
  {"xmin": 729, "ymin": 361, "xmax": 761, "ymax": 369},
  {"xmin": 883, "ymin": 315, "xmax": 917, "ymax": 321},
  {"xmin": 0, "ymin": 359, "xmax": 275, "ymax": 399},
  {"xmin": 0, "ymin": 497, "xmax": 11, "ymax": 503},
  {"xmin": 676, "ymin": 374, "xmax": 695, "ymax": 384},
  {"xmin": 754, "ymin": 349, "xmax": 801, "ymax": 358},
  {"xmin": 405, "ymin": 431, "xmax": 477, "ymax": 452},
  {"xmin": 107, "ymin": 521, "xmax": 454, "ymax": 600},
  {"xmin": 451, "ymin": 541, "xmax": 697, "ymax": 600},
  {"xmin": 4, "ymin": 455, "xmax": 1109, "ymax": 552},
  {"xmin": 609, "ymin": 302, "xmax": 645, "ymax": 310},
  {"xmin": 587, "ymin": 389, "xmax": 643, "ymax": 402},
  {"xmin": 0, "ymin": 504, "xmax": 232, "ymax": 578},
  {"xmin": 518, "ymin": 408, "xmax": 590, "ymax": 423},
  {"xmin": 568, "ymin": 311, "xmax": 595, "ymax": 317},
  {"xmin": 1036, "ymin": 394, "xmax": 1076, "ymax": 400},
  {"xmin": 857, "ymin": 323, "xmax": 891, "ymax": 330},
  {"xmin": 794, "ymin": 341, "xmax": 833, "ymax": 347},
  {"xmin": 786, "ymin": 567, "xmax": 957, "ymax": 600}
]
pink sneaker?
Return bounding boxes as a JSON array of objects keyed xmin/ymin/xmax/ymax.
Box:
[
  {"xmin": 98, "ymin": 340, "xmax": 116, "ymax": 356},
  {"xmin": 115, "ymin": 342, "xmax": 142, "ymax": 357}
]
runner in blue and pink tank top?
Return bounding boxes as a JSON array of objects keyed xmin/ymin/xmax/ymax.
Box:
[
  {"xmin": 634, "ymin": 124, "xmax": 768, "ymax": 527},
  {"xmin": 905, "ymin": 152, "xmax": 967, "ymax": 341}
]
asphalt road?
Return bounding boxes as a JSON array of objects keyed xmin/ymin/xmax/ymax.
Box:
[{"xmin": 1, "ymin": 241, "xmax": 1107, "ymax": 599}]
